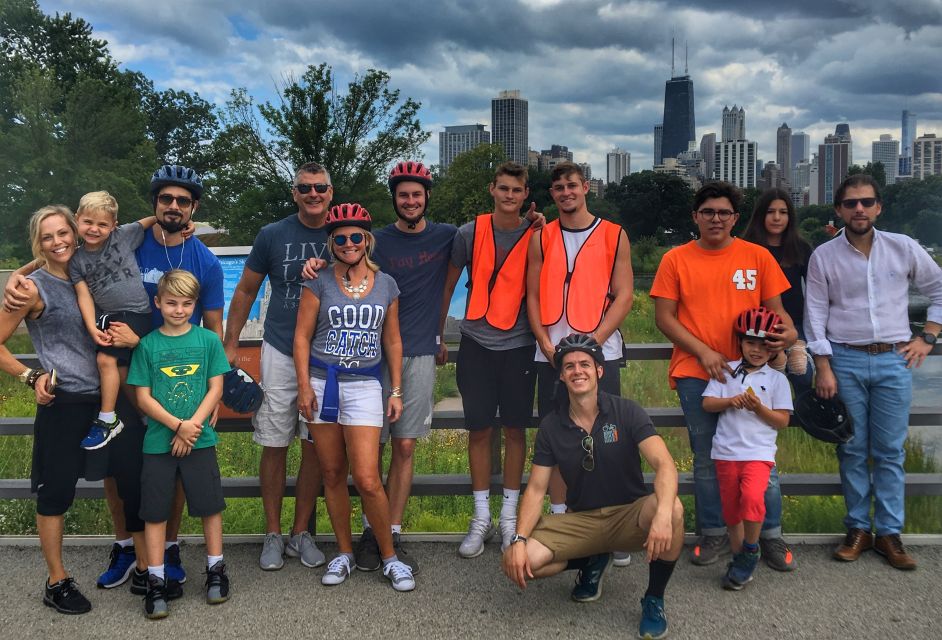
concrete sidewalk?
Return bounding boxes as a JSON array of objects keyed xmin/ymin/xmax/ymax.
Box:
[{"xmin": 1, "ymin": 541, "xmax": 939, "ymax": 639}]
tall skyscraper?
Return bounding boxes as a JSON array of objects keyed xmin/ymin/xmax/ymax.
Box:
[
  {"xmin": 654, "ymin": 124, "xmax": 664, "ymax": 165},
  {"xmin": 834, "ymin": 123, "xmax": 853, "ymax": 166},
  {"xmin": 902, "ymin": 110, "xmax": 917, "ymax": 159},
  {"xmin": 790, "ymin": 132, "xmax": 810, "ymax": 165},
  {"xmin": 913, "ymin": 134, "xmax": 942, "ymax": 180},
  {"xmin": 439, "ymin": 124, "xmax": 490, "ymax": 171},
  {"xmin": 818, "ymin": 134, "xmax": 851, "ymax": 204},
  {"xmin": 715, "ymin": 139, "xmax": 757, "ymax": 188},
  {"xmin": 776, "ymin": 123, "xmax": 792, "ymax": 181},
  {"xmin": 871, "ymin": 134, "xmax": 900, "ymax": 184},
  {"xmin": 700, "ymin": 133, "xmax": 716, "ymax": 180},
  {"xmin": 606, "ymin": 147, "xmax": 630, "ymax": 185},
  {"xmin": 660, "ymin": 40, "xmax": 696, "ymax": 161},
  {"xmin": 491, "ymin": 90, "xmax": 528, "ymax": 165},
  {"xmin": 721, "ymin": 105, "xmax": 745, "ymax": 142}
]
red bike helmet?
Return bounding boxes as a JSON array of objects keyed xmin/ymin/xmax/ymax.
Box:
[
  {"xmin": 734, "ymin": 307, "xmax": 782, "ymax": 338},
  {"xmin": 325, "ymin": 203, "xmax": 372, "ymax": 234},
  {"xmin": 388, "ymin": 161, "xmax": 432, "ymax": 192}
]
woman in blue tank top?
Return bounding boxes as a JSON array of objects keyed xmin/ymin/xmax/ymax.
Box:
[{"xmin": 293, "ymin": 204, "xmax": 414, "ymax": 591}]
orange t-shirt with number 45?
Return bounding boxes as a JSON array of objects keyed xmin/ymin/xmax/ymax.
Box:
[{"xmin": 650, "ymin": 238, "xmax": 790, "ymax": 388}]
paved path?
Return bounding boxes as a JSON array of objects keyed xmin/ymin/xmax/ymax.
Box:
[{"xmin": 1, "ymin": 540, "xmax": 940, "ymax": 639}]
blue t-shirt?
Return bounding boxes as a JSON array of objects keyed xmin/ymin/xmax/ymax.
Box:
[
  {"xmin": 373, "ymin": 221, "xmax": 456, "ymax": 356},
  {"xmin": 136, "ymin": 231, "xmax": 225, "ymax": 329},
  {"xmin": 245, "ymin": 214, "xmax": 330, "ymax": 357}
]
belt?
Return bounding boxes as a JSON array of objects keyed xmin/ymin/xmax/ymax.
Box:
[{"xmin": 840, "ymin": 342, "xmax": 906, "ymax": 355}]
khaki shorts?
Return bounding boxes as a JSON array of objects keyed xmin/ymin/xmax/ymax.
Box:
[
  {"xmin": 530, "ymin": 495, "xmax": 653, "ymax": 561},
  {"xmin": 252, "ymin": 341, "xmax": 310, "ymax": 447}
]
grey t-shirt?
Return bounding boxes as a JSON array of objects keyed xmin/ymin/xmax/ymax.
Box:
[
  {"xmin": 69, "ymin": 222, "xmax": 150, "ymax": 314},
  {"xmin": 302, "ymin": 268, "xmax": 400, "ymax": 380},
  {"xmin": 451, "ymin": 217, "xmax": 534, "ymax": 350},
  {"xmin": 27, "ymin": 269, "xmax": 99, "ymax": 394}
]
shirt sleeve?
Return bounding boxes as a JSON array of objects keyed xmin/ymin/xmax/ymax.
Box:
[
  {"xmin": 449, "ymin": 224, "xmax": 471, "ymax": 269},
  {"xmin": 703, "ymin": 377, "xmax": 725, "ymax": 398},
  {"xmin": 769, "ymin": 371, "xmax": 794, "ymax": 411},
  {"xmin": 803, "ymin": 248, "xmax": 832, "ymax": 356},
  {"xmin": 245, "ymin": 226, "xmax": 270, "ymax": 275},
  {"xmin": 625, "ymin": 401, "xmax": 658, "ymax": 444},
  {"xmin": 759, "ymin": 247, "xmax": 791, "ymax": 301},
  {"xmin": 909, "ymin": 239, "xmax": 942, "ymax": 326},
  {"xmin": 649, "ymin": 249, "xmax": 679, "ymax": 300},
  {"xmin": 531, "ymin": 418, "xmax": 557, "ymax": 467},
  {"xmin": 119, "ymin": 222, "xmax": 147, "ymax": 250},
  {"xmin": 126, "ymin": 338, "xmax": 151, "ymax": 387},
  {"xmin": 68, "ymin": 254, "xmax": 84, "ymax": 285},
  {"xmin": 199, "ymin": 248, "xmax": 225, "ymax": 311}
]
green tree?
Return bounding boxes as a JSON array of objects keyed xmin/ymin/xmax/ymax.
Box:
[
  {"xmin": 430, "ymin": 144, "xmax": 507, "ymax": 226},
  {"xmin": 848, "ymin": 161, "xmax": 887, "ymax": 188},
  {"xmin": 605, "ymin": 171, "xmax": 693, "ymax": 242}
]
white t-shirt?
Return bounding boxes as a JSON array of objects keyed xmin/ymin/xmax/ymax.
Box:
[{"xmin": 703, "ymin": 360, "xmax": 793, "ymax": 463}]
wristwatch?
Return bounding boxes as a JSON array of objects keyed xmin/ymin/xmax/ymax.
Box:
[
  {"xmin": 509, "ymin": 534, "xmax": 528, "ymax": 546},
  {"xmin": 921, "ymin": 332, "xmax": 938, "ymax": 346},
  {"xmin": 18, "ymin": 368, "xmax": 33, "ymax": 385}
]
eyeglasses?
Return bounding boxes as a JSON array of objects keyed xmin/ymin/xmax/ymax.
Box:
[
  {"xmin": 156, "ymin": 194, "xmax": 194, "ymax": 208},
  {"xmin": 697, "ymin": 208, "xmax": 735, "ymax": 221},
  {"xmin": 839, "ymin": 198, "xmax": 878, "ymax": 210},
  {"xmin": 333, "ymin": 233, "xmax": 365, "ymax": 246},
  {"xmin": 295, "ymin": 183, "xmax": 331, "ymax": 194},
  {"xmin": 581, "ymin": 435, "xmax": 595, "ymax": 471}
]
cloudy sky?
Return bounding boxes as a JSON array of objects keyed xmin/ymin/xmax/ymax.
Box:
[{"xmin": 42, "ymin": 0, "xmax": 942, "ymax": 176}]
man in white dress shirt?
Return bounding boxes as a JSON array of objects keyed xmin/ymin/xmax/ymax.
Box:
[{"xmin": 805, "ymin": 174, "xmax": 942, "ymax": 570}]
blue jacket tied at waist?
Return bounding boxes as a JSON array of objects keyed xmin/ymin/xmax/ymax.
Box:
[{"xmin": 309, "ymin": 356, "xmax": 382, "ymax": 423}]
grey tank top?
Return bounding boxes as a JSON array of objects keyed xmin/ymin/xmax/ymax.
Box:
[{"xmin": 26, "ymin": 269, "xmax": 99, "ymax": 394}]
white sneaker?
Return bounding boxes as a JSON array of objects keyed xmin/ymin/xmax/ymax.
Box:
[
  {"xmin": 499, "ymin": 517, "xmax": 517, "ymax": 552},
  {"xmin": 383, "ymin": 560, "xmax": 415, "ymax": 592},
  {"xmin": 613, "ymin": 551, "xmax": 632, "ymax": 567},
  {"xmin": 321, "ymin": 555, "xmax": 352, "ymax": 586},
  {"xmin": 286, "ymin": 531, "xmax": 326, "ymax": 568},
  {"xmin": 458, "ymin": 517, "xmax": 495, "ymax": 559}
]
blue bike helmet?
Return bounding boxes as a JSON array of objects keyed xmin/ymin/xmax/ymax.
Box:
[
  {"xmin": 150, "ymin": 164, "xmax": 204, "ymax": 200},
  {"xmin": 222, "ymin": 368, "xmax": 263, "ymax": 414}
]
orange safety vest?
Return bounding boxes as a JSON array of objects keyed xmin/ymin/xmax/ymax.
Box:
[
  {"xmin": 465, "ymin": 214, "xmax": 533, "ymax": 330},
  {"xmin": 539, "ymin": 218, "xmax": 622, "ymax": 333}
]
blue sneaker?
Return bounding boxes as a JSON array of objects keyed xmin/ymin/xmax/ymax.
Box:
[
  {"xmin": 722, "ymin": 549, "xmax": 760, "ymax": 591},
  {"xmin": 165, "ymin": 544, "xmax": 187, "ymax": 585},
  {"xmin": 638, "ymin": 595, "xmax": 669, "ymax": 639},
  {"xmin": 80, "ymin": 418, "xmax": 124, "ymax": 450},
  {"xmin": 570, "ymin": 553, "xmax": 613, "ymax": 602},
  {"xmin": 97, "ymin": 542, "xmax": 136, "ymax": 588}
]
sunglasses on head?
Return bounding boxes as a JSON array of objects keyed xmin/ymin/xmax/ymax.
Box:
[
  {"xmin": 156, "ymin": 194, "xmax": 194, "ymax": 208},
  {"xmin": 581, "ymin": 434, "xmax": 595, "ymax": 471},
  {"xmin": 333, "ymin": 233, "xmax": 365, "ymax": 246},
  {"xmin": 839, "ymin": 198, "xmax": 878, "ymax": 210},
  {"xmin": 295, "ymin": 183, "xmax": 330, "ymax": 194}
]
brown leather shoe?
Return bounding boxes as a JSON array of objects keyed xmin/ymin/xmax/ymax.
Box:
[
  {"xmin": 833, "ymin": 528, "xmax": 873, "ymax": 562},
  {"xmin": 874, "ymin": 534, "xmax": 917, "ymax": 570}
]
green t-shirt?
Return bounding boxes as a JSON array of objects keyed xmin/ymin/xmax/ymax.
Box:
[{"xmin": 127, "ymin": 324, "xmax": 230, "ymax": 454}]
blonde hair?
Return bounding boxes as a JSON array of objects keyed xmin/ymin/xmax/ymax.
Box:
[
  {"xmin": 156, "ymin": 269, "xmax": 201, "ymax": 300},
  {"xmin": 76, "ymin": 191, "xmax": 119, "ymax": 220},
  {"xmin": 329, "ymin": 229, "xmax": 380, "ymax": 272},
  {"xmin": 29, "ymin": 205, "xmax": 77, "ymax": 264}
]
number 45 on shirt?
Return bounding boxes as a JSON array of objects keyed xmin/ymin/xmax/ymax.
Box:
[{"xmin": 732, "ymin": 269, "xmax": 757, "ymax": 290}]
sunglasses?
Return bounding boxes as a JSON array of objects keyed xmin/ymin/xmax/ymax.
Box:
[
  {"xmin": 156, "ymin": 194, "xmax": 194, "ymax": 208},
  {"xmin": 295, "ymin": 183, "xmax": 331, "ymax": 194},
  {"xmin": 839, "ymin": 198, "xmax": 878, "ymax": 210},
  {"xmin": 333, "ymin": 233, "xmax": 365, "ymax": 246},
  {"xmin": 581, "ymin": 435, "xmax": 595, "ymax": 471}
]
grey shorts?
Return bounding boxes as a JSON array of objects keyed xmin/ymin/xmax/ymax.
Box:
[
  {"xmin": 380, "ymin": 355, "xmax": 435, "ymax": 443},
  {"xmin": 139, "ymin": 447, "xmax": 226, "ymax": 523},
  {"xmin": 252, "ymin": 341, "xmax": 310, "ymax": 447}
]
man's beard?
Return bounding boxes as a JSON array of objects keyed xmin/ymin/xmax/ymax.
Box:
[{"xmin": 157, "ymin": 215, "xmax": 188, "ymax": 233}]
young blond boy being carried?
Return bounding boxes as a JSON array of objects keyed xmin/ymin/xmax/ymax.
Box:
[
  {"xmin": 702, "ymin": 307, "xmax": 793, "ymax": 591},
  {"xmin": 126, "ymin": 270, "xmax": 230, "ymax": 619}
]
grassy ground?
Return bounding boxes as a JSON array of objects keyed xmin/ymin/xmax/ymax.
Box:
[{"xmin": 1, "ymin": 297, "xmax": 940, "ymax": 535}]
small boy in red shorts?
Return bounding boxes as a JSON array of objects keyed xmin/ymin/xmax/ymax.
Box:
[{"xmin": 702, "ymin": 307, "xmax": 793, "ymax": 590}]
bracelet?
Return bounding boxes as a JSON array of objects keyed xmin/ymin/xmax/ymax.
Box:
[
  {"xmin": 174, "ymin": 420, "xmax": 182, "ymax": 433},
  {"xmin": 26, "ymin": 368, "xmax": 47, "ymax": 388},
  {"xmin": 390, "ymin": 387, "xmax": 403, "ymax": 398}
]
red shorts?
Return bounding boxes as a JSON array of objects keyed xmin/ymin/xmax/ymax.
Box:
[{"xmin": 714, "ymin": 460, "xmax": 774, "ymax": 526}]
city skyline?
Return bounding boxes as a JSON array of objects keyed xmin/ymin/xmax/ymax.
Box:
[{"xmin": 36, "ymin": 0, "xmax": 942, "ymax": 177}]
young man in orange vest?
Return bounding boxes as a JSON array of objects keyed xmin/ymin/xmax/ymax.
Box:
[
  {"xmin": 526, "ymin": 162, "xmax": 634, "ymax": 526},
  {"xmin": 441, "ymin": 162, "xmax": 541, "ymax": 557}
]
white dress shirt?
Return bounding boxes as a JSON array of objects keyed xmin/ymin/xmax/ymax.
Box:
[{"xmin": 804, "ymin": 228, "xmax": 942, "ymax": 357}]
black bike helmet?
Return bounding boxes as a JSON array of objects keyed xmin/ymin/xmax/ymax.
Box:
[
  {"xmin": 222, "ymin": 368, "xmax": 263, "ymax": 414},
  {"xmin": 793, "ymin": 389, "xmax": 854, "ymax": 444},
  {"xmin": 554, "ymin": 333, "xmax": 604, "ymax": 368},
  {"xmin": 150, "ymin": 164, "xmax": 204, "ymax": 200}
]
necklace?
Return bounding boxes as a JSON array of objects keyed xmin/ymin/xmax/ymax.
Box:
[
  {"xmin": 160, "ymin": 228, "xmax": 185, "ymax": 271},
  {"xmin": 342, "ymin": 270, "xmax": 369, "ymax": 300}
]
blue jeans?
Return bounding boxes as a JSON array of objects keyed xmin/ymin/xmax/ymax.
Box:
[
  {"xmin": 829, "ymin": 343, "xmax": 912, "ymax": 535},
  {"xmin": 676, "ymin": 377, "xmax": 783, "ymax": 538}
]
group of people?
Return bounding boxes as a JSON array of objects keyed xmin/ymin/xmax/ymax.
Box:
[{"xmin": 0, "ymin": 154, "xmax": 939, "ymax": 639}]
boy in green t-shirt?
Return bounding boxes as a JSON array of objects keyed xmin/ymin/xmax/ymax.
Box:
[{"xmin": 127, "ymin": 270, "xmax": 231, "ymax": 620}]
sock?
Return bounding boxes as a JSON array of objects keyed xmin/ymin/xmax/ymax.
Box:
[
  {"xmin": 743, "ymin": 541, "xmax": 759, "ymax": 554},
  {"xmin": 381, "ymin": 554, "xmax": 399, "ymax": 566},
  {"xmin": 473, "ymin": 490, "xmax": 490, "ymax": 521},
  {"xmin": 362, "ymin": 514, "xmax": 371, "ymax": 530},
  {"xmin": 148, "ymin": 564, "xmax": 165, "ymax": 581},
  {"xmin": 565, "ymin": 557, "xmax": 590, "ymax": 572},
  {"xmin": 207, "ymin": 554, "xmax": 223, "ymax": 568},
  {"xmin": 98, "ymin": 411, "xmax": 116, "ymax": 424},
  {"xmin": 342, "ymin": 552, "xmax": 355, "ymax": 564},
  {"xmin": 116, "ymin": 537, "xmax": 133, "ymax": 549},
  {"xmin": 500, "ymin": 488, "xmax": 520, "ymax": 520},
  {"xmin": 645, "ymin": 559, "xmax": 676, "ymax": 599},
  {"xmin": 165, "ymin": 541, "xmax": 178, "ymax": 550},
  {"xmin": 550, "ymin": 503, "xmax": 567, "ymax": 515},
  {"xmin": 391, "ymin": 524, "xmax": 402, "ymax": 535}
]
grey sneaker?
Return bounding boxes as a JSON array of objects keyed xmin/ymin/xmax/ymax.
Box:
[
  {"xmin": 499, "ymin": 516, "xmax": 517, "ymax": 552},
  {"xmin": 392, "ymin": 532, "xmax": 418, "ymax": 575},
  {"xmin": 321, "ymin": 555, "xmax": 352, "ymax": 586},
  {"xmin": 286, "ymin": 531, "xmax": 326, "ymax": 568},
  {"xmin": 759, "ymin": 537, "xmax": 797, "ymax": 571},
  {"xmin": 691, "ymin": 533, "xmax": 730, "ymax": 566},
  {"xmin": 383, "ymin": 559, "xmax": 415, "ymax": 592},
  {"xmin": 613, "ymin": 551, "xmax": 632, "ymax": 567},
  {"xmin": 259, "ymin": 533, "xmax": 285, "ymax": 571},
  {"xmin": 458, "ymin": 517, "xmax": 495, "ymax": 559}
]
